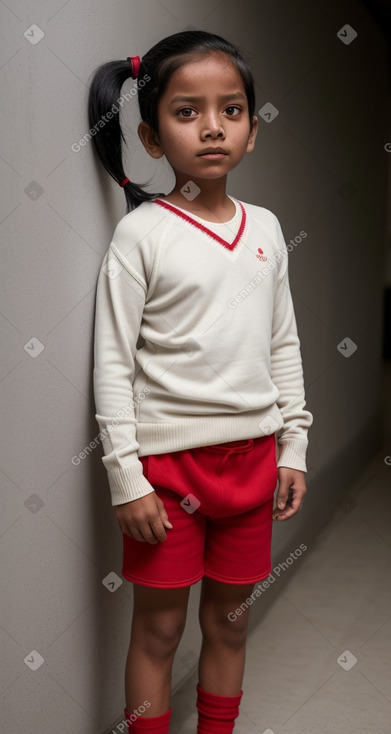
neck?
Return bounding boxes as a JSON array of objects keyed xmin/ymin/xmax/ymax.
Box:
[{"xmin": 168, "ymin": 176, "xmax": 230, "ymax": 212}]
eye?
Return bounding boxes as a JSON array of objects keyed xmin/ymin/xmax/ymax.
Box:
[
  {"xmin": 177, "ymin": 107, "xmax": 196, "ymax": 117},
  {"xmin": 225, "ymin": 106, "xmax": 241, "ymax": 116}
]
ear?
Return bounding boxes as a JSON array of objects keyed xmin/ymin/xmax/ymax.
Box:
[
  {"xmin": 137, "ymin": 121, "xmax": 164, "ymax": 159},
  {"xmin": 245, "ymin": 115, "xmax": 258, "ymax": 154}
]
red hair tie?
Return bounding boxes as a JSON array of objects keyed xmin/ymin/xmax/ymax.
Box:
[
  {"xmin": 120, "ymin": 177, "xmax": 130, "ymax": 187},
  {"xmin": 127, "ymin": 55, "xmax": 141, "ymax": 79}
]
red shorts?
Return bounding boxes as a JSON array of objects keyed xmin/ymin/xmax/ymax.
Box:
[{"xmin": 122, "ymin": 434, "xmax": 278, "ymax": 588}]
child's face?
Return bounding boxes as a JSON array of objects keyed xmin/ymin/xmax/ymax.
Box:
[{"xmin": 138, "ymin": 51, "xmax": 258, "ymax": 186}]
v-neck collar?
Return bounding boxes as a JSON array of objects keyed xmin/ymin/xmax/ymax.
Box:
[{"xmin": 153, "ymin": 196, "xmax": 246, "ymax": 252}]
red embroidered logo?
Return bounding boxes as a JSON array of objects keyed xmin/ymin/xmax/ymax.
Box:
[{"xmin": 256, "ymin": 247, "xmax": 268, "ymax": 262}]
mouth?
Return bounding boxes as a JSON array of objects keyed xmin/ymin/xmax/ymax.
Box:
[
  {"xmin": 198, "ymin": 151, "xmax": 228, "ymax": 160},
  {"xmin": 200, "ymin": 153, "xmax": 227, "ymax": 161},
  {"xmin": 197, "ymin": 148, "xmax": 228, "ymax": 158}
]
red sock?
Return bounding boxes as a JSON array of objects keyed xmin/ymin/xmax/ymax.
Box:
[
  {"xmin": 196, "ymin": 683, "xmax": 243, "ymax": 734},
  {"xmin": 124, "ymin": 707, "xmax": 171, "ymax": 734}
]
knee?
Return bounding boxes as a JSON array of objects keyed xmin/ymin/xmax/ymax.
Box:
[
  {"xmin": 135, "ymin": 611, "xmax": 186, "ymax": 661},
  {"xmin": 199, "ymin": 609, "xmax": 248, "ymax": 650}
]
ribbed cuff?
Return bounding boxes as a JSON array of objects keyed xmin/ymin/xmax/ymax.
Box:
[
  {"xmin": 107, "ymin": 463, "xmax": 156, "ymax": 505},
  {"xmin": 196, "ymin": 682, "xmax": 243, "ymax": 732},
  {"xmin": 276, "ymin": 439, "xmax": 308, "ymax": 473}
]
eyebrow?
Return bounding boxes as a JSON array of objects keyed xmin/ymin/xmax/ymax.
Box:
[{"xmin": 169, "ymin": 92, "xmax": 246, "ymax": 104}]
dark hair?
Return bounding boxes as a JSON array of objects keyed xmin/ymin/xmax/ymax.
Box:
[{"xmin": 87, "ymin": 30, "xmax": 256, "ymax": 212}]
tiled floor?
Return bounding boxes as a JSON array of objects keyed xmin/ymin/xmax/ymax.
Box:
[{"xmin": 170, "ymin": 364, "xmax": 391, "ymax": 733}]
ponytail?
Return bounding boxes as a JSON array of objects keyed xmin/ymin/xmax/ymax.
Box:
[{"xmin": 87, "ymin": 59, "xmax": 164, "ymax": 213}]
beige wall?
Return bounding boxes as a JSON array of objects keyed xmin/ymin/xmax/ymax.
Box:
[{"xmin": 1, "ymin": 1, "xmax": 389, "ymax": 732}]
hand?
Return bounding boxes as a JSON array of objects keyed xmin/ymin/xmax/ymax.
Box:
[
  {"xmin": 115, "ymin": 492, "xmax": 173, "ymax": 544},
  {"xmin": 273, "ymin": 467, "xmax": 306, "ymax": 522}
]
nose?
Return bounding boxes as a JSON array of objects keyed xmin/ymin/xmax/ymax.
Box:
[
  {"xmin": 201, "ymin": 111, "xmax": 225, "ymax": 139},
  {"xmin": 202, "ymin": 125, "xmax": 225, "ymax": 140}
]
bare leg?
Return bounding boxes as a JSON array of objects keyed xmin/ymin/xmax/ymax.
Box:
[
  {"xmin": 198, "ymin": 576, "xmax": 255, "ymax": 696},
  {"xmin": 125, "ymin": 583, "xmax": 191, "ymax": 716}
]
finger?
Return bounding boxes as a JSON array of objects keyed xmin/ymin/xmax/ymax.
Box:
[
  {"xmin": 122, "ymin": 527, "xmax": 136, "ymax": 539},
  {"xmin": 118, "ymin": 521, "xmax": 135, "ymax": 539},
  {"xmin": 155, "ymin": 497, "xmax": 173, "ymax": 529},
  {"xmin": 140, "ymin": 523, "xmax": 160, "ymax": 544},
  {"xmin": 124, "ymin": 516, "xmax": 164, "ymax": 544},
  {"xmin": 125, "ymin": 524, "xmax": 147, "ymax": 542},
  {"xmin": 275, "ymin": 495, "xmax": 303, "ymax": 521},
  {"xmin": 276, "ymin": 485, "xmax": 293, "ymax": 510},
  {"xmin": 149, "ymin": 518, "xmax": 168, "ymax": 543},
  {"xmin": 158, "ymin": 505, "xmax": 173, "ymax": 529},
  {"xmin": 133, "ymin": 516, "xmax": 166, "ymax": 544}
]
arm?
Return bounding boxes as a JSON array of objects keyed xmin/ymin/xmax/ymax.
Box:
[
  {"xmin": 270, "ymin": 217, "xmax": 313, "ymax": 521},
  {"xmin": 270, "ymin": 217, "xmax": 313, "ymax": 473},
  {"xmin": 93, "ymin": 244, "xmax": 155, "ymax": 505},
  {"xmin": 93, "ymin": 244, "xmax": 173, "ymax": 541}
]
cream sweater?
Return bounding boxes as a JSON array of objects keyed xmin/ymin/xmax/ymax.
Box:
[{"xmin": 93, "ymin": 195, "xmax": 313, "ymax": 505}]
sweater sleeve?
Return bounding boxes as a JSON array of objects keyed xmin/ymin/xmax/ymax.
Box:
[
  {"xmin": 93, "ymin": 243, "xmax": 156, "ymax": 506},
  {"xmin": 270, "ymin": 216, "xmax": 313, "ymax": 473}
]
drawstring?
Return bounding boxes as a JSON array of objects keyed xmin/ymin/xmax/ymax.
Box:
[{"xmin": 204, "ymin": 439, "xmax": 254, "ymax": 474}]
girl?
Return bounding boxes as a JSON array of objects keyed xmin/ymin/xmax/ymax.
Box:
[{"xmin": 90, "ymin": 30, "xmax": 313, "ymax": 734}]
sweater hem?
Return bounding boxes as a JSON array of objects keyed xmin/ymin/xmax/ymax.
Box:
[{"xmin": 136, "ymin": 406, "xmax": 284, "ymax": 457}]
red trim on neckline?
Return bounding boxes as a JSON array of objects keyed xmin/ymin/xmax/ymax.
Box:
[{"xmin": 153, "ymin": 198, "xmax": 246, "ymax": 251}]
